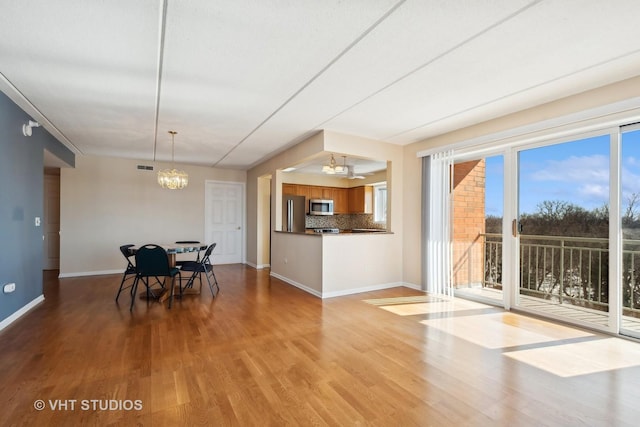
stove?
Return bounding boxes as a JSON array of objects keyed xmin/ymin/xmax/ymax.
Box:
[{"xmin": 313, "ymin": 228, "xmax": 340, "ymax": 233}]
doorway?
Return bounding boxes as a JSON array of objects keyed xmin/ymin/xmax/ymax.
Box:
[
  {"xmin": 452, "ymin": 155, "xmax": 504, "ymax": 307},
  {"xmin": 43, "ymin": 172, "xmax": 60, "ymax": 270}
]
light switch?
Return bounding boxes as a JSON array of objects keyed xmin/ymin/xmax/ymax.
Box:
[{"xmin": 35, "ymin": 217, "xmax": 41, "ymax": 227}]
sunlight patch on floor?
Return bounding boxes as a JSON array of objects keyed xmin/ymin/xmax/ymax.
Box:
[
  {"xmin": 369, "ymin": 295, "xmax": 489, "ymax": 316},
  {"xmin": 421, "ymin": 312, "xmax": 593, "ymax": 349},
  {"xmin": 504, "ymin": 337, "xmax": 640, "ymax": 377}
]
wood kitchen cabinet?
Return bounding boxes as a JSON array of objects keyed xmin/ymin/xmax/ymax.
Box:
[
  {"xmin": 283, "ymin": 183, "xmax": 297, "ymax": 195},
  {"xmin": 309, "ymin": 186, "xmax": 324, "ymax": 200},
  {"xmin": 281, "ymin": 183, "xmax": 353, "ymax": 214},
  {"xmin": 348, "ymin": 186, "xmax": 373, "ymax": 214},
  {"xmin": 332, "ymin": 188, "xmax": 348, "ymax": 214}
]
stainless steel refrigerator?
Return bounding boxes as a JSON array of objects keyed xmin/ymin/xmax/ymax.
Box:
[{"xmin": 282, "ymin": 195, "xmax": 306, "ymax": 232}]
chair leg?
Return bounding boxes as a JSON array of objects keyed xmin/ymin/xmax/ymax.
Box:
[
  {"xmin": 211, "ymin": 268, "xmax": 220, "ymax": 294},
  {"xmin": 116, "ymin": 273, "xmax": 135, "ymax": 302},
  {"xmin": 204, "ymin": 268, "xmax": 219, "ymax": 297},
  {"xmin": 129, "ymin": 277, "xmax": 140, "ymax": 311},
  {"xmin": 115, "ymin": 275, "xmax": 126, "ymax": 302}
]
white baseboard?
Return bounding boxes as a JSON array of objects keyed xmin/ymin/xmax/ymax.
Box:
[
  {"xmin": 269, "ymin": 272, "xmax": 322, "ymax": 298},
  {"xmin": 0, "ymin": 295, "xmax": 45, "ymax": 332},
  {"xmin": 402, "ymin": 282, "xmax": 423, "ymax": 291},
  {"xmin": 268, "ymin": 275, "xmax": 423, "ymax": 299},
  {"xmin": 245, "ymin": 261, "xmax": 271, "ymax": 270},
  {"xmin": 58, "ymin": 269, "xmax": 122, "ymax": 278}
]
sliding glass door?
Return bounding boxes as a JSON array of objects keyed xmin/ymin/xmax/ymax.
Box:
[
  {"xmin": 621, "ymin": 126, "xmax": 640, "ymax": 338},
  {"xmin": 441, "ymin": 122, "xmax": 640, "ymax": 336},
  {"xmin": 514, "ymin": 134, "xmax": 612, "ymax": 328},
  {"xmin": 452, "ymin": 155, "xmax": 504, "ymax": 306}
]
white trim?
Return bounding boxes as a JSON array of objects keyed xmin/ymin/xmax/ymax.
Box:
[
  {"xmin": 58, "ymin": 269, "xmax": 122, "ymax": 278},
  {"xmin": 269, "ymin": 272, "xmax": 322, "ymax": 298},
  {"xmin": 245, "ymin": 261, "xmax": 270, "ymax": 270},
  {"xmin": 417, "ymin": 98, "xmax": 640, "ymax": 158},
  {"xmin": 402, "ymin": 282, "xmax": 422, "ymax": 291},
  {"xmin": 0, "ymin": 295, "xmax": 45, "ymax": 332},
  {"xmin": 610, "ymin": 129, "xmax": 622, "ymax": 334}
]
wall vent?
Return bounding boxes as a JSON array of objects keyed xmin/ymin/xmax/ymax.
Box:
[{"xmin": 137, "ymin": 165, "xmax": 154, "ymax": 171}]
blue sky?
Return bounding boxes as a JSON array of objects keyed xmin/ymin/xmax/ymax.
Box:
[{"xmin": 484, "ymin": 129, "xmax": 640, "ymax": 217}]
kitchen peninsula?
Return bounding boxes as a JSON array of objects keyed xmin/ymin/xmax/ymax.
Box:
[{"xmin": 271, "ymin": 227, "xmax": 400, "ymax": 298}]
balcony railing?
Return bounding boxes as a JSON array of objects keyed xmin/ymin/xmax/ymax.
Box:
[{"xmin": 479, "ymin": 233, "xmax": 640, "ymax": 317}]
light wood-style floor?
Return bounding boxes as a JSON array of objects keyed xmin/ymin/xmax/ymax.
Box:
[{"xmin": 2, "ymin": 266, "xmax": 640, "ymax": 426}]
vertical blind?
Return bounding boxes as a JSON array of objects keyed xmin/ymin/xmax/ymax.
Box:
[{"xmin": 422, "ymin": 150, "xmax": 454, "ymax": 296}]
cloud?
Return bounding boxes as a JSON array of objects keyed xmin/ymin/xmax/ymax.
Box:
[
  {"xmin": 579, "ymin": 184, "xmax": 608, "ymax": 199},
  {"xmin": 530, "ymin": 155, "xmax": 609, "ymax": 183}
]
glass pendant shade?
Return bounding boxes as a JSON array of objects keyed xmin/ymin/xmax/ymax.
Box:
[
  {"xmin": 157, "ymin": 168, "xmax": 189, "ymax": 189},
  {"xmin": 322, "ymin": 154, "xmax": 346, "ymax": 174},
  {"xmin": 158, "ymin": 131, "xmax": 188, "ymax": 190}
]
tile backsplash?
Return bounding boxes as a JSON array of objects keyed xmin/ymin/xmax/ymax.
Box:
[{"xmin": 306, "ymin": 214, "xmax": 386, "ymax": 230}]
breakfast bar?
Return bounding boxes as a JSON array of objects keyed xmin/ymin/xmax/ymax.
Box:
[{"xmin": 271, "ymin": 229, "xmax": 400, "ymax": 298}]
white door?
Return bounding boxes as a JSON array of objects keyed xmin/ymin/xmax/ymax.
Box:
[
  {"xmin": 43, "ymin": 173, "xmax": 60, "ymax": 270},
  {"xmin": 205, "ymin": 181, "xmax": 244, "ymax": 264}
]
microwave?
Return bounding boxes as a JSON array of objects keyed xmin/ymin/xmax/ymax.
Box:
[{"xmin": 309, "ymin": 199, "xmax": 334, "ymax": 215}]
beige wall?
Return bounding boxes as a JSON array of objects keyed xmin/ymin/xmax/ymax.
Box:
[
  {"xmin": 322, "ymin": 234, "xmax": 402, "ymax": 296},
  {"xmin": 270, "ymin": 232, "xmax": 323, "ymax": 295},
  {"xmin": 246, "ymin": 132, "xmax": 325, "ymax": 267},
  {"xmin": 255, "ymin": 176, "xmax": 272, "ymax": 268},
  {"xmin": 60, "ymin": 155, "xmax": 245, "ymax": 276},
  {"xmin": 402, "ymin": 75, "xmax": 640, "ymax": 288}
]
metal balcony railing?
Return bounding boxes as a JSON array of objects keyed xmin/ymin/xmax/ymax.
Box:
[{"xmin": 479, "ymin": 233, "xmax": 640, "ymax": 316}]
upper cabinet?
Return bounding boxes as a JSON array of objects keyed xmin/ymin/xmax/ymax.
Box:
[
  {"xmin": 283, "ymin": 183, "xmax": 297, "ymax": 195},
  {"xmin": 332, "ymin": 188, "xmax": 348, "ymax": 214},
  {"xmin": 282, "ymin": 183, "xmax": 372, "ymax": 214},
  {"xmin": 347, "ymin": 186, "xmax": 372, "ymax": 214}
]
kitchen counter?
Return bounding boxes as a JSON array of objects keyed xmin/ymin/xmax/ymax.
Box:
[{"xmin": 275, "ymin": 229, "xmax": 392, "ymax": 236}]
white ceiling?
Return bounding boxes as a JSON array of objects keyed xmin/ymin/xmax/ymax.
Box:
[{"xmin": 2, "ymin": 0, "xmax": 640, "ymax": 170}]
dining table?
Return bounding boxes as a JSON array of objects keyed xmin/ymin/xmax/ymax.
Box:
[
  {"xmin": 128, "ymin": 242, "xmax": 208, "ymax": 301},
  {"xmin": 128, "ymin": 242, "xmax": 207, "ymax": 267}
]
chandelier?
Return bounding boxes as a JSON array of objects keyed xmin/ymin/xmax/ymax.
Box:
[
  {"xmin": 157, "ymin": 131, "xmax": 188, "ymax": 190},
  {"xmin": 322, "ymin": 154, "xmax": 346, "ymax": 175}
]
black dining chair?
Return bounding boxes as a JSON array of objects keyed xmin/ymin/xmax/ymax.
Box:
[
  {"xmin": 179, "ymin": 243, "xmax": 219, "ymax": 297},
  {"xmin": 130, "ymin": 244, "xmax": 182, "ymax": 310},
  {"xmin": 115, "ymin": 244, "xmax": 136, "ymax": 303}
]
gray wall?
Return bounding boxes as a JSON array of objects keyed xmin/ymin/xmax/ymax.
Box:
[{"xmin": 0, "ymin": 91, "xmax": 74, "ymax": 324}]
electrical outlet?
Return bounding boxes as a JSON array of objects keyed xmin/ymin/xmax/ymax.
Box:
[
  {"xmin": 35, "ymin": 217, "xmax": 41, "ymax": 227},
  {"xmin": 3, "ymin": 283, "xmax": 16, "ymax": 293}
]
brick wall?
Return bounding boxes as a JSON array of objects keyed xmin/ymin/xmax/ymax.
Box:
[{"xmin": 452, "ymin": 159, "xmax": 485, "ymax": 287}]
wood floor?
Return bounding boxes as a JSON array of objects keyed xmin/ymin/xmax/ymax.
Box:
[{"xmin": 2, "ymin": 265, "xmax": 640, "ymax": 426}]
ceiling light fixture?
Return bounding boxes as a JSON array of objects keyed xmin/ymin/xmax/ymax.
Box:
[
  {"xmin": 322, "ymin": 154, "xmax": 346, "ymax": 175},
  {"xmin": 157, "ymin": 131, "xmax": 188, "ymax": 190},
  {"xmin": 22, "ymin": 120, "xmax": 40, "ymax": 137}
]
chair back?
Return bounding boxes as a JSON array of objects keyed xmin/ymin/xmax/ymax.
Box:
[
  {"xmin": 135, "ymin": 244, "xmax": 171, "ymax": 277},
  {"xmin": 120, "ymin": 244, "xmax": 135, "ymax": 268},
  {"xmin": 201, "ymin": 243, "xmax": 216, "ymax": 264}
]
